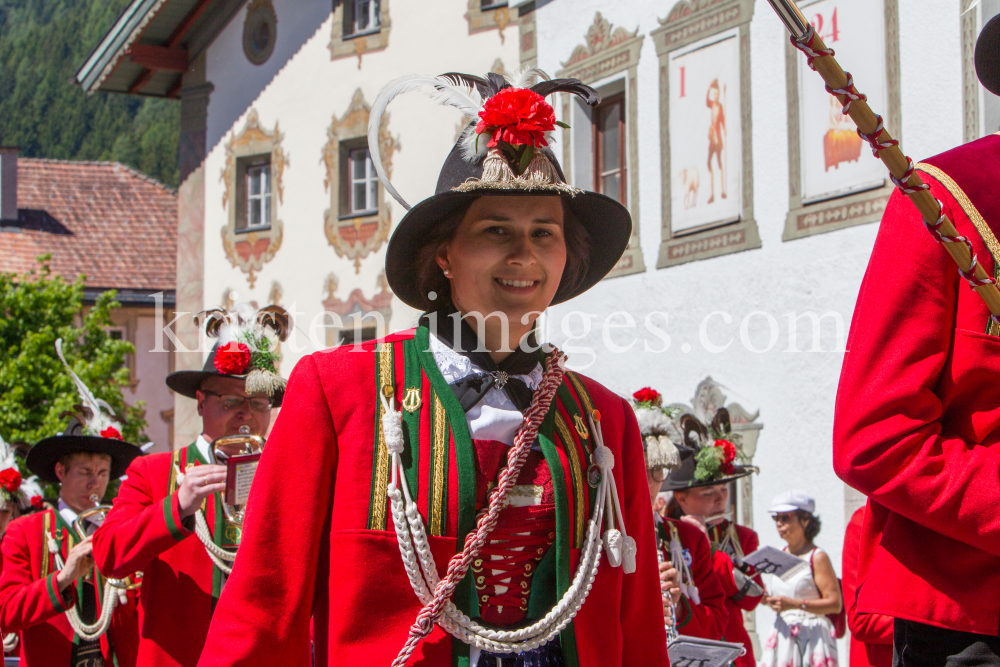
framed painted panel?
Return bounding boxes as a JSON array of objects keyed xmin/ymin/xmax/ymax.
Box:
[
  {"xmin": 653, "ymin": 0, "xmax": 759, "ymax": 268},
  {"xmin": 783, "ymin": 0, "xmax": 899, "ymax": 241},
  {"xmin": 668, "ymin": 28, "xmax": 743, "ymax": 234}
]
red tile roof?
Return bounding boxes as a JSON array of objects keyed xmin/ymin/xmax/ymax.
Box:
[{"xmin": 0, "ymin": 158, "xmax": 176, "ymax": 292}]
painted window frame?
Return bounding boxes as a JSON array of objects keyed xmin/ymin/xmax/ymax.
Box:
[
  {"xmin": 329, "ymin": 0, "xmax": 391, "ymax": 66},
  {"xmin": 245, "ymin": 162, "xmax": 273, "ymax": 231},
  {"xmin": 557, "ymin": 13, "xmax": 645, "ymax": 278},
  {"xmin": 652, "ymin": 0, "xmax": 759, "ymax": 268},
  {"xmin": 466, "ymin": 0, "xmax": 516, "ymax": 43},
  {"xmin": 781, "ymin": 0, "xmax": 900, "ymax": 241},
  {"xmin": 346, "ymin": 146, "xmax": 379, "ymax": 216}
]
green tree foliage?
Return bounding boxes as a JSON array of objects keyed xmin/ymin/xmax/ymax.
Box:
[
  {"xmin": 0, "ymin": 257, "xmax": 148, "ymax": 449},
  {"xmin": 0, "ymin": 0, "xmax": 180, "ymax": 187}
]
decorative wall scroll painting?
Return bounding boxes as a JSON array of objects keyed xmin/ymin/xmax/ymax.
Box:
[
  {"xmin": 668, "ymin": 28, "xmax": 742, "ymax": 233},
  {"xmin": 798, "ymin": 0, "xmax": 887, "ymax": 202}
]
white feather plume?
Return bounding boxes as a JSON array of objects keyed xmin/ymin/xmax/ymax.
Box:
[
  {"xmin": 633, "ymin": 405, "xmax": 673, "ymax": 437},
  {"xmin": 368, "ymin": 74, "xmax": 485, "ymax": 211},
  {"xmin": 0, "ymin": 432, "xmax": 15, "ymax": 474},
  {"xmin": 962, "ymin": 0, "xmax": 980, "ymax": 15},
  {"xmin": 507, "ymin": 66, "xmax": 550, "ymax": 89},
  {"xmin": 55, "ymin": 338, "xmax": 117, "ymax": 436},
  {"xmin": 19, "ymin": 475, "xmax": 44, "ymax": 510}
]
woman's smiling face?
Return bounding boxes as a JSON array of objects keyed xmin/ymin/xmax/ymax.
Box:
[{"xmin": 436, "ymin": 195, "xmax": 566, "ymax": 338}]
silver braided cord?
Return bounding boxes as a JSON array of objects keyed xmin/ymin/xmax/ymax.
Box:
[{"xmin": 194, "ymin": 509, "xmax": 236, "ymax": 575}]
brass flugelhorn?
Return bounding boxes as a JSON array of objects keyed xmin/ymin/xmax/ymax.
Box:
[
  {"xmin": 211, "ymin": 425, "xmax": 266, "ymax": 527},
  {"xmin": 73, "ymin": 494, "xmax": 142, "ymax": 591}
]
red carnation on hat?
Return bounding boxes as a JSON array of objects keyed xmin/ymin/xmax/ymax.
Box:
[
  {"xmin": 715, "ymin": 439, "xmax": 736, "ymax": 474},
  {"xmin": 476, "ymin": 88, "xmax": 556, "ymax": 149},
  {"xmin": 0, "ymin": 468, "xmax": 21, "ymax": 494},
  {"xmin": 30, "ymin": 495, "xmax": 43, "ymax": 509},
  {"xmin": 632, "ymin": 387, "xmax": 662, "ymax": 406},
  {"xmin": 214, "ymin": 341, "xmax": 251, "ymax": 375},
  {"xmin": 100, "ymin": 426, "xmax": 123, "ymax": 441}
]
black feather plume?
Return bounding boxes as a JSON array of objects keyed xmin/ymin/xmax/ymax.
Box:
[
  {"xmin": 531, "ymin": 78, "xmax": 601, "ymax": 107},
  {"xmin": 440, "ymin": 72, "xmax": 491, "ymax": 99}
]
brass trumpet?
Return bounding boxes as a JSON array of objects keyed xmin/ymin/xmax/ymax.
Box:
[
  {"xmin": 211, "ymin": 425, "xmax": 265, "ymax": 527},
  {"xmin": 73, "ymin": 495, "xmax": 142, "ymax": 591}
]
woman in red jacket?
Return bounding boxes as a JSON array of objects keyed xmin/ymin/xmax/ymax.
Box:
[{"xmin": 196, "ymin": 70, "xmax": 668, "ymax": 667}]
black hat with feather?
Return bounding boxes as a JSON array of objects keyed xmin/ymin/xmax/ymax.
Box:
[
  {"xmin": 369, "ymin": 69, "xmax": 632, "ymax": 310},
  {"xmin": 165, "ymin": 303, "xmax": 290, "ymax": 408},
  {"xmin": 663, "ymin": 408, "xmax": 757, "ymax": 491}
]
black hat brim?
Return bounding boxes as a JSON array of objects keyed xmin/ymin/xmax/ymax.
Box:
[
  {"xmin": 385, "ymin": 189, "xmax": 632, "ymax": 310},
  {"xmin": 664, "ymin": 463, "xmax": 755, "ymax": 491},
  {"xmin": 976, "ymin": 13, "xmax": 1000, "ymax": 97},
  {"xmin": 28, "ymin": 435, "xmax": 142, "ymax": 483},
  {"xmin": 165, "ymin": 345, "xmax": 284, "ymax": 408}
]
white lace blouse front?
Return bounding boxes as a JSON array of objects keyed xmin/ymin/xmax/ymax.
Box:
[{"xmin": 428, "ymin": 333, "xmax": 543, "ymax": 446}]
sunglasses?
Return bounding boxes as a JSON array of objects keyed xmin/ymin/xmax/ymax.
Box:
[
  {"xmin": 202, "ymin": 391, "xmax": 271, "ymax": 413},
  {"xmin": 771, "ymin": 512, "xmax": 797, "ymax": 524}
]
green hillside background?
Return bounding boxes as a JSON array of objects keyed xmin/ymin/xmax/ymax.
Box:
[{"xmin": 0, "ymin": 0, "xmax": 180, "ymax": 187}]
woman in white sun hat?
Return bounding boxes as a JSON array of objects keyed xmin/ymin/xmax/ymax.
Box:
[{"xmin": 758, "ymin": 491, "xmax": 842, "ymax": 667}]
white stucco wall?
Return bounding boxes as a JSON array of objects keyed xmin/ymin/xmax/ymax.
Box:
[
  {"xmin": 201, "ymin": 0, "xmax": 519, "ymax": 369},
  {"xmin": 532, "ymin": 0, "xmax": 965, "ymax": 654}
]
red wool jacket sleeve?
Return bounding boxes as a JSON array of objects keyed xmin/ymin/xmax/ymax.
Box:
[
  {"xmin": 833, "ymin": 184, "xmax": 1000, "ymax": 557},
  {"xmin": 674, "ymin": 520, "xmax": 728, "ymax": 640},
  {"xmin": 92, "ymin": 454, "xmax": 192, "ymax": 579},
  {"xmin": 842, "ymin": 507, "xmax": 892, "ymax": 644},
  {"xmin": 0, "ymin": 517, "xmax": 76, "ymax": 632},
  {"xmin": 200, "ymin": 355, "xmax": 334, "ymax": 666}
]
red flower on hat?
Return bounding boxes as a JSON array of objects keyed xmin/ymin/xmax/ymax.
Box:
[
  {"xmin": 0, "ymin": 468, "xmax": 21, "ymax": 494},
  {"xmin": 476, "ymin": 88, "xmax": 556, "ymax": 149},
  {"xmin": 100, "ymin": 426, "xmax": 123, "ymax": 441},
  {"xmin": 214, "ymin": 342, "xmax": 251, "ymax": 375},
  {"xmin": 715, "ymin": 439, "xmax": 736, "ymax": 474},
  {"xmin": 30, "ymin": 495, "xmax": 43, "ymax": 509},
  {"xmin": 632, "ymin": 387, "xmax": 662, "ymax": 406}
]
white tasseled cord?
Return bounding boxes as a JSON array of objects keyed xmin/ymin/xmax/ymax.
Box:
[
  {"xmin": 382, "ymin": 374, "xmax": 633, "ymax": 654},
  {"xmin": 587, "ymin": 411, "xmax": 636, "ymax": 574},
  {"xmin": 668, "ymin": 524, "xmax": 701, "ymax": 605},
  {"xmin": 49, "ymin": 536, "xmax": 128, "ymax": 641}
]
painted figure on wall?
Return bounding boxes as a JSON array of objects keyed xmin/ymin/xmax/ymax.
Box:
[
  {"xmin": 706, "ymin": 79, "xmax": 727, "ymax": 203},
  {"xmin": 823, "ymin": 94, "xmax": 862, "ymax": 171}
]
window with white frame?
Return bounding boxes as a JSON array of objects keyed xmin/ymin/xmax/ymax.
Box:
[
  {"xmin": 349, "ymin": 148, "xmax": 378, "ymax": 214},
  {"xmin": 246, "ymin": 164, "xmax": 272, "ymax": 229},
  {"xmin": 353, "ymin": 0, "xmax": 380, "ymax": 34}
]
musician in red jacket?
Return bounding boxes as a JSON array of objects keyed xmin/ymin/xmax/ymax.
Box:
[
  {"xmin": 842, "ymin": 505, "xmax": 891, "ymax": 667},
  {"xmin": 0, "ymin": 399, "xmax": 141, "ymax": 667},
  {"xmin": 833, "ymin": 16, "xmax": 1000, "ymax": 666},
  {"xmin": 91, "ymin": 306, "xmax": 290, "ymax": 667},
  {"xmin": 197, "ymin": 70, "xmax": 667, "ymax": 667}
]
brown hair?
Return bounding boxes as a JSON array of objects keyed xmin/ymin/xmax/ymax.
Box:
[
  {"xmin": 412, "ymin": 196, "xmax": 592, "ymax": 312},
  {"xmin": 57, "ymin": 451, "xmax": 112, "ymax": 471},
  {"xmin": 797, "ymin": 509, "xmax": 822, "ymax": 540}
]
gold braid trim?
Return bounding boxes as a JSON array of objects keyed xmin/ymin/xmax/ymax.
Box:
[
  {"xmin": 429, "ymin": 393, "xmax": 447, "ymax": 537},
  {"xmin": 554, "ymin": 411, "xmax": 586, "ymax": 549},
  {"xmin": 371, "ymin": 343, "xmax": 394, "ymax": 531},
  {"xmin": 916, "ymin": 162, "xmax": 1000, "ymax": 335}
]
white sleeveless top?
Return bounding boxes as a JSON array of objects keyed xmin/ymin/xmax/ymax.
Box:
[{"xmin": 770, "ymin": 548, "xmax": 826, "ymax": 624}]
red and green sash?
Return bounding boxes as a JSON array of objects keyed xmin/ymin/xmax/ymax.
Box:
[
  {"xmin": 168, "ymin": 443, "xmax": 239, "ymax": 605},
  {"xmin": 366, "ymin": 326, "xmax": 597, "ymax": 667}
]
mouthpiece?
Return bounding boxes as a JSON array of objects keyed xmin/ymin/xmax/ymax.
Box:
[
  {"xmin": 89, "ymin": 494, "xmax": 100, "ymax": 506},
  {"xmin": 239, "ymin": 425, "xmax": 250, "ymax": 435}
]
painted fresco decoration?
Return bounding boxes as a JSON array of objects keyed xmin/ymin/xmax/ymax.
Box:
[
  {"xmin": 562, "ymin": 12, "xmax": 639, "ymax": 67},
  {"xmin": 322, "ymin": 89, "xmax": 398, "ymax": 273},
  {"xmin": 669, "ymin": 28, "xmax": 743, "ymax": 232},
  {"xmin": 797, "ymin": 0, "xmax": 888, "ymax": 202},
  {"xmin": 328, "ymin": 0, "xmax": 391, "ymax": 69},
  {"xmin": 466, "ymin": 0, "xmax": 514, "ymax": 44},
  {"xmin": 220, "ymin": 109, "xmax": 288, "ymax": 289},
  {"xmin": 321, "ymin": 271, "xmax": 393, "ymax": 347}
]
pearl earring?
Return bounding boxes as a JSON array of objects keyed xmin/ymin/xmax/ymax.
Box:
[{"xmin": 443, "ymin": 268, "xmax": 452, "ymax": 277}]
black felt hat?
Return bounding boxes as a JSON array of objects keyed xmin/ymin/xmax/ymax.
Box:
[
  {"xmin": 28, "ymin": 418, "xmax": 142, "ymax": 483},
  {"xmin": 165, "ymin": 305, "xmax": 290, "ymax": 408},
  {"xmin": 663, "ymin": 409, "xmax": 756, "ymax": 491},
  {"xmin": 977, "ymin": 13, "xmax": 1000, "ymax": 97},
  {"xmin": 369, "ymin": 71, "xmax": 633, "ymax": 310}
]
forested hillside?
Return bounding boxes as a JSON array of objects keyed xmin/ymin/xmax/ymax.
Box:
[{"xmin": 0, "ymin": 0, "xmax": 180, "ymax": 187}]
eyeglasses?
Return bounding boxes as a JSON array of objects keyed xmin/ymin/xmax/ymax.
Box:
[
  {"xmin": 771, "ymin": 513, "xmax": 796, "ymax": 524},
  {"xmin": 202, "ymin": 391, "xmax": 271, "ymax": 413},
  {"xmin": 650, "ymin": 466, "xmax": 667, "ymax": 482}
]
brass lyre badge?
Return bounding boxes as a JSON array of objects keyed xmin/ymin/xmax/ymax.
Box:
[
  {"xmin": 573, "ymin": 413, "xmax": 589, "ymax": 439},
  {"xmin": 401, "ymin": 387, "xmax": 422, "ymax": 412}
]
